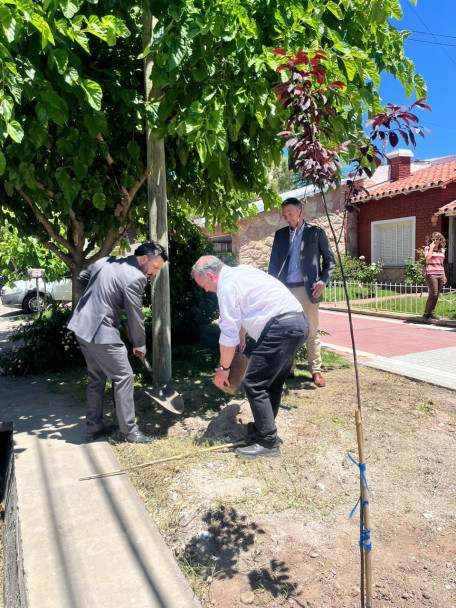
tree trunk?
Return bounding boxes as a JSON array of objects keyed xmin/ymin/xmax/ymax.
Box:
[{"xmin": 143, "ymin": 9, "xmax": 172, "ymax": 385}]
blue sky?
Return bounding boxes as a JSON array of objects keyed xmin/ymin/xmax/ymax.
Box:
[{"xmin": 378, "ymin": 0, "xmax": 456, "ymax": 161}]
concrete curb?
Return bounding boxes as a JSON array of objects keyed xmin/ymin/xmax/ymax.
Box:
[{"xmin": 1, "ymin": 380, "xmax": 201, "ymax": 608}]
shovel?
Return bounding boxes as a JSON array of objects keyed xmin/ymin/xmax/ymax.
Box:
[
  {"xmin": 137, "ymin": 353, "xmax": 185, "ymax": 415},
  {"xmin": 123, "ymin": 325, "xmax": 185, "ymax": 415}
]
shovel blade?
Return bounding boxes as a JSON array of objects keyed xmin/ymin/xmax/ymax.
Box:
[{"xmin": 144, "ymin": 385, "xmax": 185, "ymax": 415}]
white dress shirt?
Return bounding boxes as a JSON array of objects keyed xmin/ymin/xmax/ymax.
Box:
[{"xmin": 216, "ymin": 265, "xmax": 303, "ymax": 346}]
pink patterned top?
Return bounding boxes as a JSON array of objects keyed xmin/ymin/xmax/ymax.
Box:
[{"xmin": 424, "ymin": 246, "xmax": 445, "ymax": 276}]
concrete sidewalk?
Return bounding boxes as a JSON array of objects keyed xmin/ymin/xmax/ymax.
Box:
[
  {"xmin": 1, "ymin": 376, "xmax": 201, "ymax": 608},
  {"xmin": 319, "ymin": 309, "xmax": 456, "ymax": 391},
  {"xmin": 0, "ymin": 306, "xmax": 198, "ymax": 607}
]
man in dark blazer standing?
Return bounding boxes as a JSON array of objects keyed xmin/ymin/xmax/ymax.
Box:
[
  {"xmin": 68, "ymin": 241, "xmax": 167, "ymax": 443},
  {"xmin": 269, "ymin": 198, "xmax": 335, "ymax": 387}
]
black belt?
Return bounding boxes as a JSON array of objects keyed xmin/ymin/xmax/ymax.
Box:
[
  {"xmin": 286, "ymin": 282, "xmax": 304, "ymax": 288},
  {"xmin": 274, "ymin": 311, "xmax": 304, "ymax": 322},
  {"xmin": 258, "ymin": 312, "xmax": 304, "ymax": 343}
]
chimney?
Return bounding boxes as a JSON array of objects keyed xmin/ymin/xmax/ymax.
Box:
[{"xmin": 386, "ymin": 149, "xmax": 413, "ymax": 181}]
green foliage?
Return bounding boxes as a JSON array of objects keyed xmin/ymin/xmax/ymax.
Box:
[
  {"xmin": 147, "ymin": 0, "xmax": 426, "ymax": 224},
  {"xmin": 0, "ymin": 0, "xmax": 130, "ymax": 142},
  {"xmin": 269, "ymin": 156, "xmax": 303, "ymax": 194},
  {"xmin": 404, "ymin": 249, "xmax": 425, "ymax": 285},
  {"xmin": 0, "ymin": 0, "xmax": 136, "ymax": 277},
  {"xmin": 141, "ymin": 211, "xmax": 220, "ymax": 344},
  {"xmin": 168, "ymin": 217, "xmax": 219, "ymax": 343},
  {"xmin": 0, "ymin": 221, "xmax": 68, "ymax": 284},
  {"xmin": 0, "ymin": 305, "xmax": 84, "ymax": 376},
  {"xmin": 0, "ymin": 0, "xmax": 426, "ymax": 282},
  {"xmin": 332, "ymin": 254, "xmax": 383, "ymax": 283}
]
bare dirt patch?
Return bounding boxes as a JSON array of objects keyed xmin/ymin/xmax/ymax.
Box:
[{"xmin": 112, "ymin": 365, "xmax": 456, "ymax": 608}]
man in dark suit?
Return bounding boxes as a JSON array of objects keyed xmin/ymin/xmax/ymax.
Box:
[
  {"xmin": 67, "ymin": 241, "xmax": 167, "ymax": 443},
  {"xmin": 269, "ymin": 198, "xmax": 335, "ymax": 387}
]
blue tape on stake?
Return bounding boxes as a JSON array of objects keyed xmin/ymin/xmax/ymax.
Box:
[
  {"xmin": 347, "ymin": 453, "xmax": 369, "ymax": 491},
  {"xmin": 347, "ymin": 453, "xmax": 372, "ymax": 552}
]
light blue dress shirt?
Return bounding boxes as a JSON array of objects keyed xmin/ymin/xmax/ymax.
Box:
[{"xmin": 286, "ymin": 224, "xmax": 304, "ymax": 284}]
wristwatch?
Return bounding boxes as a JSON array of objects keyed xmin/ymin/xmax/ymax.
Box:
[{"xmin": 216, "ymin": 364, "xmax": 231, "ymax": 372}]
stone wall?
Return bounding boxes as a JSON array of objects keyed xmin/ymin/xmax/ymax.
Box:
[
  {"xmin": 202, "ymin": 188, "xmax": 353, "ymax": 269},
  {"xmin": 233, "ymin": 206, "xmax": 347, "ymax": 270},
  {"xmin": 377, "ymin": 267, "xmax": 407, "ymax": 284}
]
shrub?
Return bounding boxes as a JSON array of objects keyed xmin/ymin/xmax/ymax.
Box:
[
  {"xmin": 332, "ymin": 254, "xmax": 383, "ymax": 283},
  {"xmin": 141, "ymin": 212, "xmax": 220, "ymax": 344},
  {"xmin": 0, "ymin": 304, "xmax": 84, "ymax": 376},
  {"xmin": 404, "ymin": 249, "xmax": 425, "ymax": 285}
]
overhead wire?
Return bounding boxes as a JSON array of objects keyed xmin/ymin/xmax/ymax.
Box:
[
  {"xmin": 409, "ymin": 30, "xmax": 456, "ymax": 40},
  {"xmin": 404, "ymin": 2, "xmax": 456, "ymax": 68},
  {"xmin": 408, "ymin": 39, "xmax": 456, "ymax": 48}
]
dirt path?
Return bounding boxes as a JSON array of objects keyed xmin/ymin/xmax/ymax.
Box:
[{"xmin": 115, "ymin": 366, "xmax": 456, "ymax": 608}]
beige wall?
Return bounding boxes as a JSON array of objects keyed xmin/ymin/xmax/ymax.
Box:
[
  {"xmin": 232, "ymin": 191, "xmax": 348, "ymax": 270},
  {"xmin": 204, "ymin": 189, "xmax": 352, "ymax": 269}
]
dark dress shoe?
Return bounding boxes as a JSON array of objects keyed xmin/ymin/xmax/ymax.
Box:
[
  {"xmin": 235, "ymin": 442, "xmax": 280, "ymax": 459},
  {"xmin": 85, "ymin": 424, "xmax": 116, "ymax": 443},
  {"xmin": 313, "ymin": 372, "xmax": 326, "ymax": 388},
  {"xmin": 120, "ymin": 429, "xmax": 152, "ymax": 444}
]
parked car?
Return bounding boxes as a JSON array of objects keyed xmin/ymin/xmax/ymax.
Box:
[{"xmin": 0, "ymin": 278, "xmax": 72, "ymax": 313}]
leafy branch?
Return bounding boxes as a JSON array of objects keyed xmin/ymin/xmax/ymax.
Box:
[
  {"xmin": 345, "ymin": 99, "xmax": 432, "ymax": 207},
  {"xmin": 274, "ymin": 47, "xmax": 431, "ymax": 608}
]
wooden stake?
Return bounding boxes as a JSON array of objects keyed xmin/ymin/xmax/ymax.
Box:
[
  {"xmin": 79, "ymin": 440, "xmax": 247, "ymax": 481},
  {"xmin": 355, "ymin": 409, "xmax": 372, "ymax": 608}
]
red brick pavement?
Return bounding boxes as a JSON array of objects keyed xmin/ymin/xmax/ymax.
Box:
[{"xmin": 319, "ymin": 310, "xmax": 456, "ymax": 358}]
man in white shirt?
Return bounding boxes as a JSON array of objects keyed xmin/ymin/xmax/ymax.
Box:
[{"xmin": 191, "ymin": 256, "xmax": 309, "ymax": 459}]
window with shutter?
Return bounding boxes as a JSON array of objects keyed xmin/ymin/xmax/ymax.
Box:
[{"xmin": 371, "ymin": 217, "xmax": 415, "ymax": 266}]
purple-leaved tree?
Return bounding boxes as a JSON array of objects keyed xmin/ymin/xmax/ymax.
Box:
[{"xmin": 273, "ymin": 47, "xmax": 431, "ymax": 608}]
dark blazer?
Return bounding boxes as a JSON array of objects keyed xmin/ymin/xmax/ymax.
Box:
[
  {"xmin": 67, "ymin": 255, "xmax": 147, "ymax": 347},
  {"xmin": 268, "ymin": 223, "xmax": 335, "ymax": 304}
]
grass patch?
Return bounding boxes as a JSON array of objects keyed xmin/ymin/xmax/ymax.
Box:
[
  {"xmin": 410, "ymin": 399, "xmax": 435, "ymax": 417},
  {"xmin": 325, "ymin": 288, "xmax": 456, "ymax": 318},
  {"xmin": 324, "ymin": 285, "xmax": 396, "ymax": 301},
  {"xmin": 356, "ymin": 295, "xmax": 456, "ymax": 318},
  {"xmin": 292, "ymin": 346, "xmax": 351, "ymax": 380}
]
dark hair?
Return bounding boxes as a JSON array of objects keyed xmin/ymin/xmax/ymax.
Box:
[
  {"xmin": 281, "ymin": 197, "xmax": 302, "ymax": 208},
  {"xmin": 134, "ymin": 241, "xmax": 168, "ymax": 262}
]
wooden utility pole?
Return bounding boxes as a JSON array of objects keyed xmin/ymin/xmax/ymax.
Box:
[{"xmin": 142, "ymin": 9, "xmax": 172, "ymax": 384}]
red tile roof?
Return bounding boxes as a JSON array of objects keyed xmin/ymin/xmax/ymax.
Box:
[
  {"xmin": 436, "ymin": 200, "xmax": 456, "ymax": 214},
  {"xmin": 354, "ymin": 160, "xmax": 456, "ymax": 202}
]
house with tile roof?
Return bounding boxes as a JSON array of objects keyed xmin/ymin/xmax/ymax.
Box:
[
  {"xmin": 198, "ymin": 184, "xmax": 348, "ymax": 271},
  {"xmin": 353, "ymin": 150, "xmax": 456, "ymax": 285}
]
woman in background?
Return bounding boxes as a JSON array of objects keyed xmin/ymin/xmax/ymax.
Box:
[{"xmin": 423, "ymin": 232, "xmax": 446, "ymax": 322}]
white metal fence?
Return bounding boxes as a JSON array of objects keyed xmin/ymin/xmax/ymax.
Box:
[{"xmin": 322, "ymin": 281, "xmax": 456, "ymax": 318}]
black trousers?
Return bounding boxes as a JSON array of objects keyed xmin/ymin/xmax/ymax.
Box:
[{"xmin": 242, "ymin": 313, "xmax": 309, "ymax": 448}]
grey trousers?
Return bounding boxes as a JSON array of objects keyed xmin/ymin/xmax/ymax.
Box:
[{"xmin": 77, "ymin": 338, "xmax": 138, "ymax": 435}]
